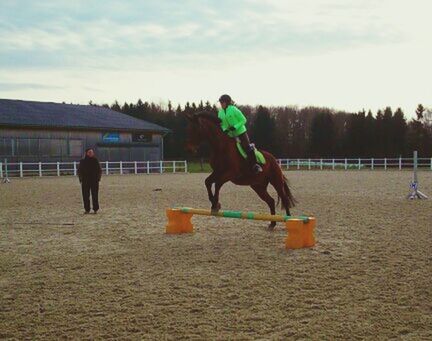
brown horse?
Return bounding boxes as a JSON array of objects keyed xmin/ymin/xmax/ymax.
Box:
[{"xmin": 185, "ymin": 112, "xmax": 295, "ymax": 229}]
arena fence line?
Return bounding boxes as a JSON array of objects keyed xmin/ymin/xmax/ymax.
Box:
[
  {"xmin": 276, "ymin": 157, "xmax": 432, "ymax": 171},
  {"xmin": 0, "ymin": 160, "xmax": 187, "ymax": 178}
]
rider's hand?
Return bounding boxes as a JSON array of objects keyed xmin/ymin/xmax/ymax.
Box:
[{"xmin": 229, "ymin": 126, "xmax": 236, "ymax": 131}]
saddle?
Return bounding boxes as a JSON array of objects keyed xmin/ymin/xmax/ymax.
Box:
[{"xmin": 235, "ymin": 141, "xmax": 266, "ymax": 165}]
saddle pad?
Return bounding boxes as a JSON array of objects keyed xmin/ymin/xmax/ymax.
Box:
[{"xmin": 236, "ymin": 142, "xmax": 266, "ymax": 165}]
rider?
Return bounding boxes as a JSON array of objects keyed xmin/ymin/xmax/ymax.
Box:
[{"xmin": 218, "ymin": 94, "xmax": 263, "ymax": 174}]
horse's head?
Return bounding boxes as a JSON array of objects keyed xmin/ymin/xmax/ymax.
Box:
[
  {"xmin": 184, "ymin": 113, "xmax": 202, "ymax": 154},
  {"xmin": 184, "ymin": 112, "xmax": 221, "ymax": 154}
]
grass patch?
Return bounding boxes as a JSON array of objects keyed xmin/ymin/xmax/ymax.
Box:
[{"xmin": 187, "ymin": 162, "xmax": 212, "ymax": 173}]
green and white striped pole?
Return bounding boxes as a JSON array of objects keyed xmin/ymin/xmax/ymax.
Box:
[
  {"xmin": 2, "ymin": 158, "xmax": 11, "ymax": 183},
  {"xmin": 407, "ymin": 151, "xmax": 427, "ymax": 199},
  {"xmin": 177, "ymin": 207, "xmax": 310, "ymax": 223}
]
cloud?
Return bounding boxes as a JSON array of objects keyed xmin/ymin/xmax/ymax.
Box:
[
  {"xmin": 0, "ymin": 0, "xmax": 406, "ymax": 71},
  {"xmin": 0, "ymin": 82, "xmax": 64, "ymax": 91},
  {"xmin": 0, "ymin": 0, "xmax": 430, "ymax": 115}
]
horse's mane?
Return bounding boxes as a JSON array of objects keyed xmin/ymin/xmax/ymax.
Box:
[{"xmin": 195, "ymin": 112, "xmax": 221, "ymax": 125}]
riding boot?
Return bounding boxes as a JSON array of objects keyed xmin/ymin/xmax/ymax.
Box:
[
  {"xmin": 247, "ymin": 147, "xmax": 263, "ymax": 174},
  {"xmin": 238, "ymin": 132, "xmax": 262, "ymax": 174}
]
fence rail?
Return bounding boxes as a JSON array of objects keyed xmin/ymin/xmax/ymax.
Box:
[
  {"xmin": 1, "ymin": 157, "xmax": 432, "ymax": 178},
  {"xmin": 276, "ymin": 158, "xmax": 432, "ymax": 171},
  {"xmin": 0, "ymin": 160, "xmax": 187, "ymax": 178}
]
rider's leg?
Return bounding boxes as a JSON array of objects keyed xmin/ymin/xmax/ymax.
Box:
[{"xmin": 238, "ymin": 132, "xmax": 262, "ymax": 173}]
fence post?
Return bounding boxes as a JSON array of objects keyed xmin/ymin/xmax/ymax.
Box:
[
  {"xmin": 287, "ymin": 159, "xmax": 290, "ymax": 170},
  {"xmin": 0, "ymin": 162, "xmax": 3, "ymax": 178},
  {"xmin": 173, "ymin": 161, "xmax": 176, "ymax": 173},
  {"xmin": 358, "ymin": 158, "xmax": 361, "ymax": 170},
  {"xmin": 5, "ymin": 159, "xmax": 9, "ymax": 178},
  {"xmin": 56, "ymin": 162, "xmax": 60, "ymax": 176},
  {"xmin": 308, "ymin": 158, "xmax": 311, "ymax": 170},
  {"xmin": 39, "ymin": 162, "xmax": 42, "ymax": 177},
  {"xmin": 332, "ymin": 159, "xmax": 335, "ymax": 170},
  {"xmin": 20, "ymin": 162, "xmax": 23, "ymax": 177},
  {"xmin": 344, "ymin": 158, "xmax": 347, "ymax": 170},
  {"xmin": 297, "ymin": 159, "xmax": 300, "ymax": 170},
  {"xmin": 384, "ymin": 158, "xmax": 387, "ymax": 170},
  {"xmin": 430, "ymin": 158, "xmax": 432, "ymax": 171},
  {"xmin": 185, "ymin": 161, "xmax": 188, "ymax": 173},
  {"xmin": 106, "ymin": 161, "xmax": 109, "ymax": 175},
  {"xmin": 134, "ymin": 161, "xmax": 138, "ymax": 174},
  {"xmin": 399, "ymin": 157, "xmax": 402, "ymax": 170},
  {"xmin": 147, "ymin": 161, "xmax": 150, "ymax": 174},
  {"xmin": 120, "ymin": 161, "xmax": 123, "ymax": 175},
  {"xmin": 371, "ymin": 158, "xmax": 374, "ymax": 170},
  {"xmin": 160, "ymin": 161, "xmax": 163, "ymax": 174},
  {"xmin": 73, "ymin": 161, "xmax": 77, "ymax": 176}
]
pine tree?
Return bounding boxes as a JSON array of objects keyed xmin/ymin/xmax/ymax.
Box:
[
  {"xmin": 251, "ymin": 106, "xmax": 276, "ymax": 152},
  {"xmin": 392, "ymin": 108, "xmax": 407, "ymax": 156},
  {"xmin": 111, "ymin": 100, "xmax": 121, "ymax": 112},
  {"xmin": 309, "ymin": 112, "xmax": 335, "ymax": 157},
  {"xmin": 416, "ymin": 104, "xmax": 425, "ymax": 120}
]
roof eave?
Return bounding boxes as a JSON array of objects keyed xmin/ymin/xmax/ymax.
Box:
[{"xmin": 0, "ymin": 123, "xmax": 170, "ymax": 134}]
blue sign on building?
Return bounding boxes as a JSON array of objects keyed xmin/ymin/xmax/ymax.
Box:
[{"xmin": 102, "ymin": 132, "xmax": 120, "ymax": 143}]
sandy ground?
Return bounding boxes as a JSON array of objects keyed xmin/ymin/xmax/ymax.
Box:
[{"xmin": 0, "ymin": 171, "xmax": 431, "ymax": 340}]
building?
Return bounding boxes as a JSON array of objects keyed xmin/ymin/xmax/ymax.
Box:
[{"xmin": 0, "ymin": 99, "xmax": 169, "ymax": 162}]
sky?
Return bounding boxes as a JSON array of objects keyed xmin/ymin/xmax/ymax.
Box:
[{"xmin": 1, "ymin": 0, "xmax": 431, "ymax": 117}]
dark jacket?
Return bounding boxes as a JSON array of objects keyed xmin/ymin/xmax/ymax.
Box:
[{"xmin": 78, "ymin": 156, "xmax": 102, "ymax": 183}]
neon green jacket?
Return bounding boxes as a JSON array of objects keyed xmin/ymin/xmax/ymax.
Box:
[{"xmin": 218, "ymin": 105, "xmax": 247, "ymax": 137}]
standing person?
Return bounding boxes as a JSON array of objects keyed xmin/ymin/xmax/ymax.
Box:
[
  {"xmin": 78, "ymin": 148, "xmax": 102, "ymax": 214},
  {"xmin": 218, "ymin": 94, "xmax": 263, "ymax": 174}
]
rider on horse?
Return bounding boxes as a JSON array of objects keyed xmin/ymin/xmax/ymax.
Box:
[{"xmin": 218, "ymin": 94, "xmax": 263, "ymax": 174}]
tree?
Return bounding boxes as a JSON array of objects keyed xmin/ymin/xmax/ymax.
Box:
[
  {"xmin": 309, "ymin": 111, "xmax": 336, "ymax": 157},
  {"xmin": 364, "ymin": 110, "xmax": 375, "ymax": 156},
  {"xmin": 111, "ymin": 100, "xmax": 121, "ymax": 112},
  {"xmin": 251, "ymin": 106, "xmax": 276, "ymax": 152},
  {"xmin": 392, "ymin": 108, "xmax": 407, "ymax": 156},
  {"xmin": 416, "ymin": 104, "xmax": 425, "ymax": 120},
  {"xmin": 407, "ymin": 104, "xmax": 431, "ymax": 156}
]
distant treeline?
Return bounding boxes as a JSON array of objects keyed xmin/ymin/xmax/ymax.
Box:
[{"xmin": 97, "ymin": 100, "xmax": 432, "ymax": 159}]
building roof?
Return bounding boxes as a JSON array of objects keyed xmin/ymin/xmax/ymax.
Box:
[{"xmin": 0, "ymin": 99, "xmax": 169, "ymax": 133}]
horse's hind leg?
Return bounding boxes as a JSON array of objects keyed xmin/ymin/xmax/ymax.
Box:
[
  {"xmin": 205, "ymin": 172, "xmax": 216, "ymax": 204},
  {"xmin": 211, "ymin": 180, "xmax": 227, "ymax": 213},
  {"xmin": 251, "ymin": 184, "xmax": 276, "ymax": 230}
]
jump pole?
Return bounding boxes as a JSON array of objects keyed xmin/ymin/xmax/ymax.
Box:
[
  {"xmin": 2, "ymin": 158, "xmax": 11, "ymax": 184},
  {"xmin": 407, "ymin": 151, "xmax": 428, "ymax": 199},
  {"xmin": 166, "ymin": 207, "xmax": 316, "ymax": 249}
]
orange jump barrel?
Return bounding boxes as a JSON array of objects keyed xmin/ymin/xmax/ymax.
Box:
[{"xmin": 166, "ymin": 207, "xmax": 316, "ymax": 249}]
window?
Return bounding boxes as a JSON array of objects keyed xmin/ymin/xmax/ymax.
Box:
[
  {"xmin": 0, "ymin": 138, "xmax": 13, "ymax": 156},
  {"xmin": 69, "ymin": 140, "xmax": 83, "ymax": 157},
  {"xmin": 16, "ymin": 139, "xmax": 31, "ymax": 156},
  {"xmin": 39, "ymin": 139, "xmax": 51, "ymax": 156},
  {"xmin": 49, "ymin": 139, "xmax": 67, "ymax": 156},
  {"xmin": 39, "ymin": 139, "xmax": 68, "ymax": 157},
  {"xmin": 29, "ymin": 139, "xmax": 39, "ymax": 155}
]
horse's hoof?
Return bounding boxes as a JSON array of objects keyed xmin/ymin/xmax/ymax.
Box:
[
  {"xmin": 267, "ymin": 222, "xmax": 276, "ymax": 231},
  {"xmin": 211, "ymin": 203, "xmax": 221, "ymax": 214}
]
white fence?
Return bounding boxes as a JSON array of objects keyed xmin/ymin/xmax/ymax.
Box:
[
  {"xmin": 2, "ymin": 157, "xmax": 432, "ymax": 178},
  {"xmin": 0, "ymin": 160, "xmax": 187, "ymax": 178},
  {"xmin": 276, "ymin": 157, "xmax": 432, "ymax": 170}
]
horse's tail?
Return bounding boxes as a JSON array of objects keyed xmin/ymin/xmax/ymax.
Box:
[
  {"xmin": 282, "ymin": 174, "xmax": 296, "ymax": 209},
  {"xmin": 269, "ymin": 156, "xmax": 296, "ymax": 210}
]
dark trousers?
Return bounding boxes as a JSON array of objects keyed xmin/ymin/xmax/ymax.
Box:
[
  {"xmin": 238, "ymin": 132, "xmax": 258, "ymax": 166},
  {"xmin": 81, "ymin": 182, "xmax": 99, "ymax": 212}
]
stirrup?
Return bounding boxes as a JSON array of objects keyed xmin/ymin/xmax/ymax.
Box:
[{"xmin": 253, "ymin": 164, "xmax": 263, "ymax": 174}]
